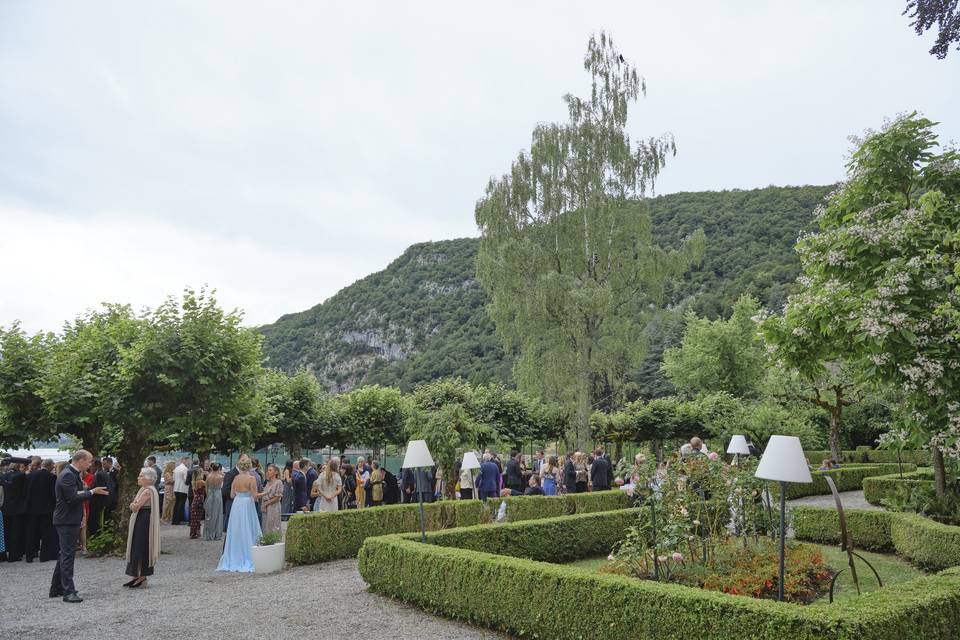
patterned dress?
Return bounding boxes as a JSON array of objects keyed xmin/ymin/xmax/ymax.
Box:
[
  {"xmin": 261, "ymin": 479, "xmax": 283, "ymax": 535},
  {"xmin": 189, "ymin": 485, "xmax": 206, "ymax": 539}
]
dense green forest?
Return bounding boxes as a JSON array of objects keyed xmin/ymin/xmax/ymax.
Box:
[{"xmin": 258, "ymin": 185, "xmax": 833, "ymax": 394}]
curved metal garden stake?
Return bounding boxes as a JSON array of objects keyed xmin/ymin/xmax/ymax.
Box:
[{"xmin": 824, "ymin": 475, "xmax": 883, "ymax": 603}]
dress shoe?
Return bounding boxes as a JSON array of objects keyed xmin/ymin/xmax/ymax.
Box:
[
  {"xmin": 122, "ymin": 578, "xmax": 137, "ymax": 587},
  {"xmin": 49, "ymin": 589, "xmax": 64, "ymax": 598},
  {"xmin": 62, "ymin": 593, "xmax": 83, "ymax": 603}
]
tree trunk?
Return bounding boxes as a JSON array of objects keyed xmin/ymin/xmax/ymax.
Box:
[
  {"xmin": 287, "ymin": 440, "xmax": 302, "ymax": 461},
  {"xmin": 614, "ymin": 438, "xmax": 623, "ymax": 463},
  {"xmin": 115, "ymin": 430, "xmax": 151, "ymax": 544},
  {"xmin": 573, "ymin": 373, "xmax": 592, "ymax": 451},
  {"xmin": 829, "ymin": 407, "xmax": 842, "ymax": 462},
  {"xmin": 932, "ymin": 444, "xmax": 947, "ymax": 497}
]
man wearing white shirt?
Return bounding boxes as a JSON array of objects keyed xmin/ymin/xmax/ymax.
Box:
[{"xmin": 172, "ymin": 456, "xmax": 189, "ymax": 525}]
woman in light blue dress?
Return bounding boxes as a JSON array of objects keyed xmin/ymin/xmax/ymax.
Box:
[{"xmin": 216, "ymin": 459, "xmax": 263, "ymax": 572}]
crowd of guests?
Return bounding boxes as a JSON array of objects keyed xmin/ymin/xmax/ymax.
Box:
[{"xmin": 0, "ymin": 454, "xmax": 118, "ymax": 563}]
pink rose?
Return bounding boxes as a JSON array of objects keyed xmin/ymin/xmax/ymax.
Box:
[
  {"xmin": 672, "ymin": 552, "xmax": 683, "ymax": 562},
  {"xmin": 708, "ymin": 452, "xmax": 719, "ymax": 462}
]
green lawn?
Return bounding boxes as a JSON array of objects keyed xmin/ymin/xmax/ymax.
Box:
[
  {"xmin": 563, "ymin": 543, "xmax": 925, "ymax": 605},
  {"xmin": 810, "ymin": 544, "xmax": 924, "ymax": 605}
]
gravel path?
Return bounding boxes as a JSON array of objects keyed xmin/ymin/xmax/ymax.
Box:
[
  {"xmin": 788, "ymin": 489, "xmax": 881, "ymax": 511},
  {"xmin": 0, "ymin": 523, "xmax": 501, "ymax": 638}
]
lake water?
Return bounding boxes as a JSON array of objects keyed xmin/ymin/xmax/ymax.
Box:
[{"xmin": 3, "ymin": 447, "xmax": 72, "ymax": 462}]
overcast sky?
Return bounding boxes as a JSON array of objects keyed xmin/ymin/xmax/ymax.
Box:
[{"xmin": 1, "ymin": 1, "xmax": 957, "ymax": 334}]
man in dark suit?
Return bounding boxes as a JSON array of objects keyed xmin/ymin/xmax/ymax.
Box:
[
  {"xmin": 88, "ymin": 456, "xmax": 117, "ymax": 539},
  {"xmin": 563, "ymin": 452, "xmax": 577, "ymax": 494},
  {"xmin": 504, "ymin": 450, "xmax": 524, "ymax": 495},
  {"xmin": 0, "ymin": 457, "xmax": 28, "ymax": 562},
  {"xmin": 291, "ymin": 460, "xmax": 309, "ymax": 511},
  {"xmin": 221, "ymin": 453, "xmax": 248, "ymax": 529},
  {"xmin": 303, "ymin": 458, "xmax": 318, "ymax": 508},
  {"xmin": 51, "ymin": 450, "xmax": 108, "ymax": 602},
  {"xmin": 478, "ymin": 454, "xmax": 500, "ymax": 502},
  {"xmin": 590, "ymin": 447, "xmax": 613, "ymax": 491},
  {"xmin": 25, "ymin": 459, "xmax": 57, "ymax": 562}
]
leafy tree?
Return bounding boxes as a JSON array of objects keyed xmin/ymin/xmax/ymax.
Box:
[
  {"xmin": 904, "ymin": 0, "xmax": 960, "ymax": 58},
  {"xmin": 41, "ymin": 305, "xmax": 141, "ymax": 454},
  {"xmin": 472, "ymin": 384, "xmax": 543, "ymax": 448},
  {"xmin": 0, "ymin": 323, "xmax": 55, "ymax": 448},
  {"xmin": 475, "ymin": 32, "xmax": 704, "ymax": 448},
  {"xmin": 760, "ymin": 361, "xmax": 862, "ymax": 460},
  {"xmin": 405, "ymin": 380, "xmax": 491, "ymax": 499},
  {"xmin": 150, "ymin": 289, "xmax": 266, "ymax": 458},
  {"xmin": 761, "ymin": 114, "xmax": 960, "ymax": 494},
  {"xmin": 340, "ymin": 385, "xmax": 407, "ymax": 455},
  {"xmin": 661, "ymin": 295, "xmax": 766, "ymax": 399},
  {"xmin": 100, "ymin": 289, "xmax": 267, "ymax": 535},
  {"xmin": 253, "ymin": 368, "xmax": 336, "ymax": 458}
]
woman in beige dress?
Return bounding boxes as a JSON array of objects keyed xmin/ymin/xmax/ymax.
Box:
[
  {"xmin": 260, "ymin": 463, "xmax": 283, "ymax": 535},
  {"xmin": 160, "ymin": 461, "xmax": 176, "ymax": 523}
]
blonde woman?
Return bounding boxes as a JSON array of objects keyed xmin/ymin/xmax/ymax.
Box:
[
  {"xmin": 123, "ymin": 467, "xmax": 160, "ymax": 588},
  {"xmin": 313, "ymin": 459, "xmax": 342, "ymax": 513},
  {"xmin": 216, "ymin": 457, "xmax": 263, "ymax": 572},
  {"xmin": 574, "ymin": 451, "xmax": 589, "ymax": 493},
  {"xmin": 160, "ymin": 461, "xmax": 176, "ymax": 523}
]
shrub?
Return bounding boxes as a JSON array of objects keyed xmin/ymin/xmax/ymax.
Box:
[
  {"xmin": 776, "ymin": 464, "xmax": 916, "ymax": 500},
  {"xmin": 863, "ymin": 470, "xmax": 935, "ymax": 506},
  {"xmin": 792, "ymin": 506, "xmax": 960, "ymax": 572},
  {"xmin": 286, "ymin": 490, "xmax": 630, "ymax": 564},
  {"xmin": 86, "ymin": 523, "xmax": 125, "ymax": 557},
  {"xmin": 358, "ymin": 509, "xmax": 960, "ymax": 640},
  {"xmin": 258, "ymin": 531, "xmax": 282, "ymax": 546},
  {"xmin": 791, "ymin": 506, "xmax": 895, "ymax": 552},
  {"xmin": 804, "ymin": 449, "xmax": 930, "ymax": 466},
  {"xmin": 485, "ymin": 490, "xmax": 632, "ymax": 523}
]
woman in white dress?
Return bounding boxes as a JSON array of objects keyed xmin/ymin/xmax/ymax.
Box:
[{"xmin": 311, "ymin": 459, "xmax": 342, "ymax": 513}]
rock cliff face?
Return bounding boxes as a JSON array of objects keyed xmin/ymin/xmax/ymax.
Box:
[
  {"xmin": 258, "ymin": 237, "xmax": 506, "ymax": 392},
  {"xmin": 258, "ymin": 185, "xmax": 833, "ymax": 395}
]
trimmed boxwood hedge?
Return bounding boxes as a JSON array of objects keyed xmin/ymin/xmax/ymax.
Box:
[
  {"xmin": 792, "ymin": 506, "xmax": 960, "ymax": 571},
  {"xmin": 804, "ymin": 449, "xmax": 930, "ymax": 466},
  {"xmin": 285, "ymin": 489, "xmax": 630, "ymax": 564},
  {"xmin": 487, "ymin": 489, "xmax": 631, "ymax": 523},
  {"xmin": 777, "ymin": 464, "xmax": 917, "ymax": 500},
  {"xmin": 862, "ymin": 469, "xmax": 935, "ymax": 506},
  {"xmin": 357, "ymin": 509, "xmax": 960, "ymax": 640}
]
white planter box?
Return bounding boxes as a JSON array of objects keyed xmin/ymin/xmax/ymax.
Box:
[{"xmin": 251, "ymin": 542, "xmax": 285, "ymax": 574}]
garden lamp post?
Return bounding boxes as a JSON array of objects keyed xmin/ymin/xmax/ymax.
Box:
[
  {"xmin": 462, "ymin": 451, "xmax": 480, "ymax": 500},
  {"xmin": 727, "ymin": 434, "xmax": 750, "ymax": 466},
  {"xmin": 402, "ymin": 439, "xmax": 435, "ymax": 543},
  {"xmin": 754, "ymin": 435, "xmax": 812, "ymax": 601}
]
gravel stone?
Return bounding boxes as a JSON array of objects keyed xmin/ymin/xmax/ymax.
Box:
[
  {"xmin": 0, "ymin": 522, "xmax": 502, "ymax": 638},
  {"xmin": 787, "ymin": 489, "xmax": 881, "ymax": 511}
]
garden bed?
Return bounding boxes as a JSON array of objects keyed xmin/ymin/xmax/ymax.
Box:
[{"xmin": 358, "ymin": 509, "xmax": 960, "ymax": 640}]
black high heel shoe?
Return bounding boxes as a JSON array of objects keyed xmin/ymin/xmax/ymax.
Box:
[
  {"xmin": 122, "ymin": 578, "xmax": 137, "ymax": 587},
  {"xmin": 129, "ymin": 577, "xmax": 146, "ymax": 588}
]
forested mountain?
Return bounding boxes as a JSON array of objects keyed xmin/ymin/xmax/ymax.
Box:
[{"xmin": 258, "ymin": 185, "xmax": 833, "ymax": 394}]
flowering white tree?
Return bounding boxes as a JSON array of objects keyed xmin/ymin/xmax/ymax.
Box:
[{"xmin": 761, "ymin": 114, "xmax": 960, "ymax": 494}]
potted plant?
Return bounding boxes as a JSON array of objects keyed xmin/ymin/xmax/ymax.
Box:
[{"xmin": 251, "ymin": 531, "xmax": 285, "ymax": 574}]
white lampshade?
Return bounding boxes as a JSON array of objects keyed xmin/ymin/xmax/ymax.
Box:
[
  {"xmin": 401, "ymin": 440, "xmax": 435, "ymax": 469},
  {"xmin": 755, "ymin": 435, "xmax": 812, "ymax": 483},
  {"xmin": 727, "ymin": 435, "xmax": 751, "ymax": 455},
  {"xmin": 462, "ymin": 451, "xmax": 481, "ymax": 470}
]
